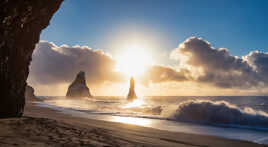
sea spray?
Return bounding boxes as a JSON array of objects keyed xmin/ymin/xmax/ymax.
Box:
[
  {"xmin": 42, "ymin": 96, "xmax": 268, "ymax": 130},
  {"xmin": 171, "ymin": 100, "xmax": 268, "ymax": 128},
  {"xmin": 36, "ymin": 96, "xmax": 268, "ymax": 145}
]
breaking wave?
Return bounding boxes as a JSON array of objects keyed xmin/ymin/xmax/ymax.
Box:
[
  {"xmin": 171, "ymin": 100, "xmax": 268, "ymax": 129},
  {"xmin": 40, "ymin": 96, "xmax": 268, "ymax": 130}
]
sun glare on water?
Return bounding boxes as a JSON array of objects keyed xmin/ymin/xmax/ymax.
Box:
[
  {"xmin": 115, "ymin": 45, "xmax": 153, "ymax": 76},
  {"xmin": 111, "ymin": 116, "xmax": 151, "ymax": 126},
  {"xmin": 122, "ymin": 98, "xmax": 145, "ymax": 109}
]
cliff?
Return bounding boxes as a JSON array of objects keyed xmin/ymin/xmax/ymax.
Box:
[
  {"xmin": 66, "ymin": 71, "xmax": 92, "ymax": 98},
  {"xmin": 0, "ymin": 0, "xmax": 63, "ymax": 118}
]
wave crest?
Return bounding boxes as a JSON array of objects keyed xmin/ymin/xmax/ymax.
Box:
[{"xmin": 172, "ymin": 100, "xmax": 268, "ymax": 128}]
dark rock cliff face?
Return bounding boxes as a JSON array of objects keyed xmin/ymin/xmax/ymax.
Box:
[
  {"xmin": 0, "ymin": 0, "xmax": 63, "ymax": 118},
  {"xmin": 66, "ymin": 71, "xmax": 92, "ymax": 98},
  {"xmin": 127, "ymin": 77, "xmax": 137, "ymax": 101}
]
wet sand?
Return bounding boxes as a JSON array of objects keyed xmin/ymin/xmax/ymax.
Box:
[{"xmin": 0, "ymin": 101, "xmax": 267, "ymax": 147}]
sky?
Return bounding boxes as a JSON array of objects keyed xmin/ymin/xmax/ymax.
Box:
[
  {"xmin": 41, "ymin": 0, "xmax": 268, "ymax": 56},
  {"xmin": 28, "ymin": 0, "xmax": 268, "ymax": 96}
]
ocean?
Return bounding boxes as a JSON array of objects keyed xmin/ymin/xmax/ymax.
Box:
[{"xmin": 35, "ymin": 96, "xmax": 268, "ymax": 145}]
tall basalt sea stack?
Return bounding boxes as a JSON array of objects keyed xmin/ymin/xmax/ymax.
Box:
[
  {"xmin": 127, "ymin": 77, "xmax": 137, "ymax": 101},
  {"xmin": 66, "ymin": 71, "xmax": 92, "ymax": 98},
  {"xmin": 0, "ymin": 0, "xmax": 63, "ymax": 118}
]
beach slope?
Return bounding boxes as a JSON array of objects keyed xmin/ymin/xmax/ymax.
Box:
[{"xmin": 0, "ymin": 102, "xmax": 266, "ymax": 147}]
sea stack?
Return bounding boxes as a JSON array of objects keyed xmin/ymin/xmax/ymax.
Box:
[
  {"xmin": 66, "ymin": 71, "xmax": 92, "ymax": 98},
  {"xmin": 25, "ymin": 85, "xmax": 39, "ymax": 101},
  {"xmin": 127, "ymin": 77, "xmax": 137, "ymax": 101}
]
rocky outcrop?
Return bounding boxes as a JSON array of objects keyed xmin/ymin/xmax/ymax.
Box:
[
  {"xmin": 127, "ymin": 77, "xmax": 137, "ymax": 101},
  {"xmin": 25, "ymin": 85, "xmax": 39, "ymax": 101},
  {"xmin": 66, "ymin": 71, "xmax": 92, "ymax": 98},
  {"xmin": 145, "ymin": 106, "xmax": 162, "ymax": 115},
  {"xmin": 0, "ymin": 0, "xmax": 63, "ymax": 118},
  {"xmin": 25, "ymin": 85, "xmax": 35, "ymax": 98}
]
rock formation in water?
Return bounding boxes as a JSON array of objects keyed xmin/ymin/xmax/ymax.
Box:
[
  {"xmin": 0, "ymin": 0, "xmax": 63, "ymax": 118},
  {"xmin": 66, "ymin": 71, "xmax": 92, "ymax": 98},
  {"xmin": 25, "ymin": 85, "xmax": 39, "ymax": 101},
  {"xmin": 25, "ymin": 85, "xmax": 35, "ymax": 99},
  {"xmin": 127, "ymin": 77, "xmax": 137, "ymax": 101},
  {"xmin": 145, "ymin": 106, "xmax": 162, "ymax": 115}
]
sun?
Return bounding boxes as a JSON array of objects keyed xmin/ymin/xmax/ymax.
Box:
[{"xmin": 115, "ymin": 45, "xmax": 152, "ymax": 77}]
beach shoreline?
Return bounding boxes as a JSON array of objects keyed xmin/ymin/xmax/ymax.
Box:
[{"xmin": 0, "ymin": 101, "xmax": 266, "ymax": 147}]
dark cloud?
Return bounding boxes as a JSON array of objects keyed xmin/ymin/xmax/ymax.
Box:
[
  {"xmin": 28, "ymin": 41, "xmax": 125, "ymax": 86},
  {"xmin": 244, "ymin": 51, "xmax": 268, "ymax": 82},
  {"xmin": 171, "ymin": 37, "xmax": 267, "ymax": 88}
]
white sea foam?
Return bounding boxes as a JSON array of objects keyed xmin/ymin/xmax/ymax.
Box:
[
  {"xmin": 171, "ymin": 100, "xmax": 268, "ymax": 129},
  {"xmin": 35, "ymin": 96, "xmax": 268, "ymax": 145},
  {"xmin": 39, "ymin": 96, "xmax": 268, "ymax": 130}
]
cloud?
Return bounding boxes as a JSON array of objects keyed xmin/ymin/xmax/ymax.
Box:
[
  {"xmin": 244, "ymin": 51, "xmax": 268, "ymax": 83},
  {"xmin": 28, "ymin": 41, "xmax": 191, "ymax": 87},
  {"xmin": 28, "ymin": 41, "xmax": 125, "ymax": 86},
  {"xmin": 170, "ymin": 37, "xmax": 268, "ymax": 88},
  {"xmin": 140, "ymin": 65, "xmax": 189, "ymax": 84},
  {"xmin": 28, "ymin": 38, "xmax": 268, "ymax": 95}
]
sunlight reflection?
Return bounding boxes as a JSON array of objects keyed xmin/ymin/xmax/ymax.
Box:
[
  {"xmin": 111, "ymin": 116, "xmax": 152, "ymax": 126},
  {"xmin": 122, "ymin": 98, "xmax": 145, "ymax": 109}
]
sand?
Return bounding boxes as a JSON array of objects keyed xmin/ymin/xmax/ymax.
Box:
[{"xmin": 0, "ymin": 101, "xmax": 267, "ymax": 147}]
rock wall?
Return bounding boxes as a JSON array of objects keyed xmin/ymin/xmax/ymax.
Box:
[{"xmin": 0, "ymin": 0, "xmax": 63, "ymax": 118}]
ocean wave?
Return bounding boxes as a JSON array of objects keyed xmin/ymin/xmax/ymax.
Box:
[{"xmin": 171, "ymin": 100, "xmax": 268, "ymax": 129}]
